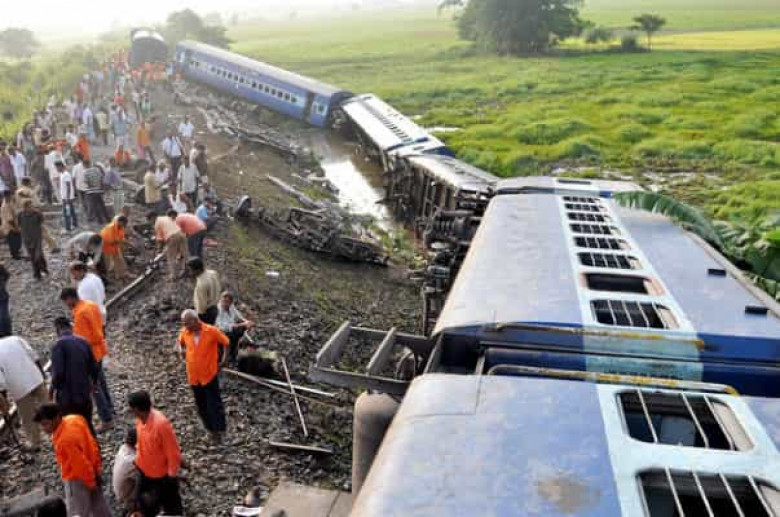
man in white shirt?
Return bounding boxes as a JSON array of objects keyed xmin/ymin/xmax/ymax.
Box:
[
  {"xmin": 72, "ymin": 159, "xmax": 88, "ymax": 218},
  {"xmin": 64, "ymin": 125, "xmax": 78, "ymax": 149},
  {"xmin": 177, "ymin": 155, "xmax": 199, "ymax": 207},
  {"xmin": 58, "ymin": 162, "xmax": 78, "ymax": 232},
  {"xmin": 0, "ymin": 335, "xmax": 48, "ymax": 450},
  {"xmin": 70, "ymin": 262, "xmax": 106, "ymax": 320},
  {"xmin": 161, "ymin": 131, "xmax": 183, "ymax": 181},
  {"xmin": 45, "ymin": 147, "xmax": 63, "ymax": 203},
  {"xmin": 8, "ymin": 146, "xmax": 27, "ymax": 183},
  {"xmin": 178, "ymin": 116, "xmax": 195, "ymax": 150},
  {"xmin": 112, "ymin": 428, "xmax": 138, "ymax": 510},
  {"xmin": 82, "ymin": 104, "xmax": 94, "ymax": 143}
]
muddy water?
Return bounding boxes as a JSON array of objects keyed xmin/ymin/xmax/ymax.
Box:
[{"xmin": 303, "ymin": 132, "xmax": 393, "ymax": 230}]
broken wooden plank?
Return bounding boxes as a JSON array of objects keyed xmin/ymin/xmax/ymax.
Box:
[
  {"xmin": 282, "ymin": 357, "xmax": 308, "ymax": 439},
  {"xmin": 269, "ymin": 441, "xmax": 333, "ymax": 455}
]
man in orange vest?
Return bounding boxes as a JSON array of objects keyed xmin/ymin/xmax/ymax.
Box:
[
  {"xmin": 128, "ymin": 390, "xmax": 183, "ymax": 517},
  {"xmin": 178, "ymin": 309, "xmax": 229, "ymax": 441},
  {"xmin": 100, "ymin": 215, "xmax": 129, "ymax": 281},
  {"xmin": 35, "ymin": 403, "xmax": 110, "ymax": 516},
  {"xmin": 61, "ymin": 288, "xmax": 115, "ymax": 432}
]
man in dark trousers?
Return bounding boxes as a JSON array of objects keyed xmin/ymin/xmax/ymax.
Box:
[
  {"xmin": 49, "ymin": 317, "xmax": 99, "ymax": 436},
  {"xmin": 0, "ymin": 266, "xmax": 11, "ymax": 337},
  {"xmin": 178, "ymin": 309, "xmax": 229, "ymax": 442},
  {"xmin": 17, "ymin": 199, "xmax": 49, "ymax": 280},
  {"xmin": 128, "ymin": 391, "xmax": 183, "ymax": 517},
  {"xmin": 1, "ymin": 191, "xmax": 22, "ymax": 260}
]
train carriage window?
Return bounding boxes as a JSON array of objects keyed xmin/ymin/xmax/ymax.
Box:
[
  {"xmin": 571, "ymin": 223, "xmax": 620, "ymax": 236},
  {"xmin": 591, "ymin": 299, "xmax": 677, "ymax": 329},
  {"xmin": 639, "ymin": 471, "xmax": 778, "ymax": 517},
  {"xmin": 585, "ymin": 273, "xmax": 657, "ymax": 294},
  {"xmin": 619, "ymin": 391, "xmax": 751, "ymax": 451},
  {"xmin": 575, "ymin": 236, "xmax": 629, "ymax": 250},
  {"xmin": 564, "ymin": 196, "xmax": 600, "ymax": 203},
  {"xmin": 566, "ymin": 203, "xmax": 604, "ymax": 212},
  {"xmin": 578, "ymin": 252, "xmax": 640, "ymax": 270},
  {"xmin": 568, "ymin": 212, "xmax": 609, "ymax": 223}
]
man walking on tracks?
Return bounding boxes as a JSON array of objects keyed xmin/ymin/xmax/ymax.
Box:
[
  {"xmin": 50, "ymin": 317, "xmax": 99, "ymax": 436},
  {"xmin": 60, "ymin": 288, "xmax": 115, "ymax": 432},
  {"xmin": 178, "ymin": 309, "xmax": 229, "ymax": 442},
  {"xmin": 128, "ymin": 391, "xmax": 184, "ymax": 517},
  {"xmin": 188, "ymin": 258, "xmax": 221, "ymax": 325},
  {"xmin": 0, "ymin": 335, "xmax": 48, "ymax": 451},
  {"xmin": 18, "ymin": 199, "xmax": 49, "ymax": 280},
  {"xmin": 34, "ymin": 403, "xmax": 111, "ymax": 517}
]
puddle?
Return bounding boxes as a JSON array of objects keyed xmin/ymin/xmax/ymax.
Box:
[
  {"xmin": 424, "ymin": 126, "xmax": 461, "ymax": 133},
  {"xmin": 302, "ymin": 132, "xmax": 393, "ymax": 231}
]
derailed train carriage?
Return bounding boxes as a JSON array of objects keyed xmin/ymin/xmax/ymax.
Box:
[
  {"xmin": 311, "ymin": 177, "xmax": 780, "ymax": 516},
  {"xmin": 175, "ymin": 41, "xmax": 353, "ymax": 128},
  {"xmin": 129, "ymin": 29, "xmax": 168, "ymax": 68}
]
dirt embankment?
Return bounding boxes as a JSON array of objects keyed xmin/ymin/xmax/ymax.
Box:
[{"xmin": 1, "ymin": 82, "xmax": 420, "ymax": 514}]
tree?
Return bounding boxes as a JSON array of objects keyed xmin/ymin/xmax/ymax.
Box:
[
  {"xmin": 457, "ymin": 0, "xmax": 585, "ymax": 55},
  {"xmin": 584, "ymin": 26, "xmax": 613, "ymax": 45},
  {"xmin": 0, "ymin": 28, "xmax": 40, "ymax": 59},
  {"xmin": 631, "ymin": 14, "xmax": 666, "ymax": 51},
  {"xmin": 163, "ymin": 9, "xmax": 231, "ymax": 50}
]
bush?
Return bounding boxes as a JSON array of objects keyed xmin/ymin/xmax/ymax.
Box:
[
  {"xmin": 512, "ymin": 118, "xmax": 591, "ymax": 145},
  {"xmin": 585, "ymin": 27, "xmax": 614, "ymax": 45},
  {"xmin": 620, "ymin": 35, "xmax": 641, "ymax": 53},
  {"xmin": 616, "ymin": 124, "xmax": 651, "ymax": 143}
]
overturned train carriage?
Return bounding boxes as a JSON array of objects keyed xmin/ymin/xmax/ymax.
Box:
[
  {"xmin": 310, "ymin": 176, "xmax": 780, "ymax": 516},
  {"xmin": 129, "ymin": 29, "xmax": 168, "ymax": 68},
  {"xmin": 175, "ymin": 41, "xmax": 353, "ymax": 128}
]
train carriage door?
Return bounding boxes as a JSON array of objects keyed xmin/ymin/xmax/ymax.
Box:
[{"xmin": 303, "ymin": 92, "xmax": 316, "ymax": 123}]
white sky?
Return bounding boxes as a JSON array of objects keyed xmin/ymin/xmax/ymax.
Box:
[{"xmin": 2, "ymin": 0, "xmax": 415, "ymax": 38}]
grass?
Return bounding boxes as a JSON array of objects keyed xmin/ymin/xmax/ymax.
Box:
[{"xmin": 228, "ymin": 4, "xmax": 779, "ymax": 220}]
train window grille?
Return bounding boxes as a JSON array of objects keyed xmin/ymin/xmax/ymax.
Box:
[
  {"xmin": 568, "ymin": 212, "xmax": 609, "ymax": 222},
  {"xmin": 566, "ymin": 203, "xmax": 603, "ymax": 212},
  {"xmin": 592, "ymin": 299, "xmax": 677, "ymax": 329},
  {"xmin": 571, "ymin": 223, "xmax": 619, "ymax": 236},
  {"xmin": 564, "ymin": 196, "xmax": 599, "ymax": 204},
  {"xmin": 575, "ymin": 236, "xmax": 628, "ymax": 250},
  {"xmin": 639, "ymin": 470, "xmax": 778, "ymax": 517},
  {"xmin": 619, "ymin": 390, "xmax": 750, "ymax": 451},
  {"xmin": 578, "ymin": 252, "xmax": 639, "ymax": 270}
]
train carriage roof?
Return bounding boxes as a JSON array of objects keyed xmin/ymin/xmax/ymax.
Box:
[
  {"xmin": 342, "ymin": 94, "xmax": 448, "ymax": 152},
  {"xmin": 177, "ymin": 41, "xmax": 350, "ymax": 99},
  {"xmin": 434, "ymin": 177, "xmax": 780, "ymax": 366},
  {"xmin": 353, "ymin": 374, "xmax": 780, "ymax": 516}
]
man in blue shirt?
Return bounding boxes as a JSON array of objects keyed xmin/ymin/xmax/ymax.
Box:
[
  {"xmin": 195, "ymin": 199, "xmax": 217, "ymax": 231},
  {"xmin": 49, "ymin": 317, "xmax": 99, "ymax": 435}
]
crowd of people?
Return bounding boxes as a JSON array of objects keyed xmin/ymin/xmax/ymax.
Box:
[{"xmin": 0, "ymin": 53, "xmax": 256, "ymax": 517}]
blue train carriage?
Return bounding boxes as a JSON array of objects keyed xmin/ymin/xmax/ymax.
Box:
[
  {"xmin": 352, "ymin": 372, "xmax": 780, "ymax": 516},
  {"xmin": 341, "ymin": 93, "xmax": 454, "ymax": 171},
  {"xmin": 433, "ymin": 176, "xmax": 780, "ymax": 397},
  {"xmin": 175, "ymin": 41, "xmax": 352, "ymax": 128}
]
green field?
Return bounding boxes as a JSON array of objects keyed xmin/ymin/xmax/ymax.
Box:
[{"xmin": 229, "ymin": 3, "xmax": 779, "ymax": 221}]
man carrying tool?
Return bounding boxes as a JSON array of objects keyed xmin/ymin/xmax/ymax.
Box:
[
  {"xmin": 187, "ymin": 257, "xmax": 221, "ymax": 325},
  {"xmin": 60, "ymin": 288, "xmax": 115, "ymax": 432},
  {"xmin": 100, "ymin": 215, "xmax": 130, "ymax": 282},
  {"xmin": 128, "ymin": 391, "xmax": 183, "ymax": 517},
  {"xmin": 0, "ymin": 335, "xmax": 48, "ymax": 451},
  {"xmin": 147, "ymin": 210, "xmax": 188, "ymax": 282},
  {"xmin": 178, "ymin": 309, "xmax": 229, "ymax": 442},
  {"xmin": 50, "ymin": 317, "xmax": 99, "ymax": 436},
  {"xmin": 34, "ymin": 403, "xmax": 111, "ymax": 516}
]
